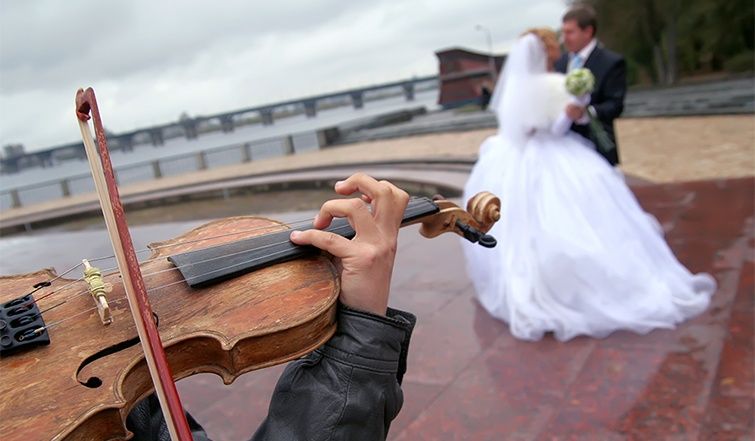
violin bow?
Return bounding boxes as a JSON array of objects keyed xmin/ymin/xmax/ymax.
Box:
[{"xmin": 75, "ymin": 88, "xmax": 193, "ymax": 441}]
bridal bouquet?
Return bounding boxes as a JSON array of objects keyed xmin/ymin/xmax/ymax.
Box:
[
  {"xmin": 564, "ymin": 68, "xmax": 615, "ymax": 154},
  {"xmin": 565, "ymin": 68, "xmax": 594, "ymax": 97}
]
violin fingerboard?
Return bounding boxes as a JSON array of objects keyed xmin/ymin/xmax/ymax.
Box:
[{"xmin": 168, "ymin": 196, "xmax": 438, "ymax": 288}]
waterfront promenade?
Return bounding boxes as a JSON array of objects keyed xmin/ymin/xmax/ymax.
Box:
[
  {"xmin": 0, "ymin": 113, "xmax": 752, "ymax": 439},
  {"xmin": 0, "ymin": 114, "xmax": 752, "ymax": 231},
  {"xmin": 168, "ymin": 113, "xmax": 753, "ymax": 440}
]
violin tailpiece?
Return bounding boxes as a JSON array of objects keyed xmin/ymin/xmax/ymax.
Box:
[{"xmin": 0, "ymin": 294, "xmax": 50, "ymax": 357}]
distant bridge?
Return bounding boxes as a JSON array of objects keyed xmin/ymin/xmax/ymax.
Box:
[{"xmin": 1, "ymin": 75, "xmax": 438, "ymax": 173}]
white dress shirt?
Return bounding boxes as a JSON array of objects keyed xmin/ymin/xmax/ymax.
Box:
[
  {"xmin": 569, "ymin": 38, "xmax": 597, "ymax": 71},
  {"xmin": 569, "ymin": 38, "xmax": 598, "ymax": 124}
]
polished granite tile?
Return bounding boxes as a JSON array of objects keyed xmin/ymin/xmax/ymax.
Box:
[
  {"xmin": 174, "ymin": 176, "xmax": 754, "ymax": 440},
  {"xmin": 388, "ymin": 381, "xmax": 446, "ymax": 438},
  {"xmin": 699, "ymin": 253, "xmax": 754, "ymax": 440},
  {"xmin": 388, "ymin": 286, "xmax": 461, "ymax": 319},
  {"xmin": 180, "ymin": 364, "xmax": 286, "ymax": 440},
  {"xmin": 394, "ymin": 335, "xmax": 595, "ymax": 441},
  {"xmin": 699, "ymin": 396, "xmax": 754, "ymax": 441},
  {"xmin": 543, "ymin": 337, "xmax": 726, "ymax": 439},
  {"xmin": 402, "ymin": 294, "xmax": 510, "ymax": 385}
]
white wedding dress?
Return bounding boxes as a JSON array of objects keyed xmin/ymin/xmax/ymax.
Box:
[{"xmin": 463, "ymin": 34, "xmax": 715, "ymax": 341}]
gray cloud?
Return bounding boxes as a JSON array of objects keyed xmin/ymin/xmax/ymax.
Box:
[{"xmin": 0, "ymin": 0, "xmax": 565, "ymax": 151}]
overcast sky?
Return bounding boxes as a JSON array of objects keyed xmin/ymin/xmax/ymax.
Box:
[{"xmin": 0, "ymin": 0, "xmax": 565, "ymax": 152}]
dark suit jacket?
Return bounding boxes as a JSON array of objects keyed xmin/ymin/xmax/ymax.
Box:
[{"xmin": 555, "ymin": 45, "xmax": 626, "ymax": 165}]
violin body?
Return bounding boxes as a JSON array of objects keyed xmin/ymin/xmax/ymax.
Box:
[{"xmin": 0, "ymin": 216, "xmax": 339, "ymax": 441}]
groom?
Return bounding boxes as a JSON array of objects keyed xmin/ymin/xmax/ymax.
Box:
[{"xmin": 555, "ymin": 6, "xmax": 626, "ymax": 166}]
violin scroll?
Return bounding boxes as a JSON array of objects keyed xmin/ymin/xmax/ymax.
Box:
[
  {"xmin": 466, "ymin": 191, "xmax": 501, "ymax": 230},
  {"xmin": 412, "ymin": 192, "xmax": 501, "ymax": 247}
]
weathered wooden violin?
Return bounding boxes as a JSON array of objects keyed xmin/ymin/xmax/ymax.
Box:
[{"xmin": 0, "ymin": 89, "xmax": 500, "ymax": 441}]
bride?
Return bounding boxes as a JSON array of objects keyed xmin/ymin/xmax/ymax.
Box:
[{"xmin": 463, "ymin": 29, "xmax": 716, "ymax": 341}]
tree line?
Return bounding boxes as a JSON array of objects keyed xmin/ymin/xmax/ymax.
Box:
[{"xmin": 569, "ymin": 0, "xmax": 754, "ymax": 85}]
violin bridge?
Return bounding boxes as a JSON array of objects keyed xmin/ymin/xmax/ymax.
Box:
[{"xmin": 83, "ymin": 259, "xmax": 113, "ymax": 325}]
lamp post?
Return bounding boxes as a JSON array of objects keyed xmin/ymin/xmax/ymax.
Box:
[{"xmin": 475, "ymin": 24, "xmax": 496, "ymax": 83}]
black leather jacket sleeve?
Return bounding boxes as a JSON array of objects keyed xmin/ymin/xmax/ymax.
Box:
[
  {"xmin": 126, "ymin": 304, "xmax": 417, "ymax": 441},
  {"xmin": 251, "ymin": 304, "xmax": 416, "ymax": 440}
]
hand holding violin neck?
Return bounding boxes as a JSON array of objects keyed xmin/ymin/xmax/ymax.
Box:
[{"xmin": 169, "ymin": 192, "xmax": 501, "ymax": 290}]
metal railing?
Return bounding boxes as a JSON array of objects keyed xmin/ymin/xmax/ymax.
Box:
[{"xmin": 0, "ymin": 130, "xmax": 323, "ymax": 210}]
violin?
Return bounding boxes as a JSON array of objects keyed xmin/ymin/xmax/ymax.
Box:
[
  {"xmin": 0, "ymin": 89, "xmax": 501, "ymax": 441},
  {"xmin": 0, "ymin": 192, "xmax": 499, "ymax": 440}
]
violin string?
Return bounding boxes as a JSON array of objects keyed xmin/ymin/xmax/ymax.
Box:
[
  {"xmin": 30, "ymin": 199, "xmax": 434, "ymax": 334},
  {"xmin": 24, "ymin": 284, "xmax": 51, "ymax": 301},
  {"xmin": 36, "ymin": 290, "xmax": 133, "ymax": 332},
  {"xmin": 30, "ymin": 198, "xmax": 421, "ymax": 303},
  {"xmin": 32, "ymin": 274, "xmax": 87, "ymax": 305},
  {"xmin": 31, "ymin": 290, "xmax": 58, "ymax": 305},
  {"xmin": 32, "ymin": 223, "xmax": 354, "ymax": 327},
  {"xmin": 76, "ymin": 197, "xmax": 420, "ymax": 270},
  {"xmin": 120, "ymin": 222, "xmax": 354, "ymax": 297},
  {"xmin": 27, "ymin": 262, "xmax": 85, "ymax": 305},
  {"xmin": 32, "ymin": 219, "xmax": 332, "ymax": 308},
  {"xmin": 35, "ymin": 229, "xmax": 308, "ymax": 310},
  {"xmin": 38, "ymin": 300, "xmax": 67, "ymax": 315},
  {"xmin": 29, "ymin": 200, "xmax": 426, "ymax": 303},
  {"xmin": 32, "ymin": 193, "xmax": 427, "ymax": 310},
  {"xmin": 27, "ymin": 218, "xmax": 321, "ymax": 307},
  {"xmin": 133, "ymin": 222, "xmax": 339, "ymax": 281},
  {"xmin": 84, "ymin": 216, "xmax": 323, "ymax": 270},
  {"xmin": 35, "ymin": 191, "xmax": 452, "ymax": 333},
  {"xmin": 27, "ymin": 198, "xmax": 432, "ymax": 335},
  {"xmin": 36, "ymin": 304, "xmax": 107, "ymax": 331},
  {"xmin": 35, "ymin": 243, "xmax": 320, "ymax": 334},
  {"xmin": 49, "ymin": 262, "xmax": 86, "ymax": 283},
  {"xmin": 96, "ymin": 219, "xmax": 306, "ymax": 274},
  {"xmin": 142, "ymin": 238, "xmax": 331, "ymax": 295}
]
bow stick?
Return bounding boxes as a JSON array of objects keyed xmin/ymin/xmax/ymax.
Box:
[{"xmin": 75, "ymin": 88, "xmax": 193, "ymax": 441}]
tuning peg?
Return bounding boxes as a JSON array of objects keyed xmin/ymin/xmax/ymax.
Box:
[
  {"xmin": 477, "ymin": 233, "xmax": 497, "ymax": 248},
  {"xmin": 455, "ymin": 220, "xmax": 497, "ymax": 248}
]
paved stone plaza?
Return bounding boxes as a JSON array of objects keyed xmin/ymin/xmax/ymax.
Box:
[
  {"xmin": 177, "ymin": 175, "xmax": 753, "ymax": 440},
  {"xmin": 172, "ymin": 114, "xmax": 754, "ymax": 440},
  {"xmin": 1, "ymin": 113, "xmax": 752, "ymax": 439}
]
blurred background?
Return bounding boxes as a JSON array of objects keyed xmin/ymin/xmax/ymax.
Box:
[
  {"xmin": 0, "ymin": 0, "xmax": 562, "ymax": 151},
  {"xmin": 0, "ymin": 0, "xmax": 752, "ymax": 214},
  {"xmin": 0, "ymin": 1, "xmax": 752, "ymax": 440}
]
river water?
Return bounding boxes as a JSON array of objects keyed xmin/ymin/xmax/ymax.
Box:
[
  {"xmin": 0, "ymin": 89, "xmax": 438, "ymax": 195},
  {"xmin": 0, "ymin": 89, "xmax": 440, "ymax": 274}
]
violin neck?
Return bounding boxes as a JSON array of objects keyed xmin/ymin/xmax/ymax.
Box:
[{"xmin": 168, "ymin": 197, "xmax": 440, "ymax": 288}]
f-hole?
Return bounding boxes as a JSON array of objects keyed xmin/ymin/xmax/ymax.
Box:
[{"xmin": 76, "ymin": 313, "xmax": 160, "ymax": 388}]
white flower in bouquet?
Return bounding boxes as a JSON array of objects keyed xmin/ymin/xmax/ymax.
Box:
[
  {"xmin": 563, "ymin": 68, "xmax": 615, "ymax": 154},
  {"xmin": 565, "ymin": 68, "xmax": 595, "ymax": 97}
]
